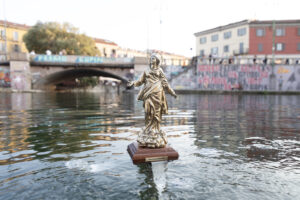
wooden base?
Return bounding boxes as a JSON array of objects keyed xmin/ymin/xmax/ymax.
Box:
[{"xmin": 127, "ymin": 142, "xmax": 179, "ymax": 164}]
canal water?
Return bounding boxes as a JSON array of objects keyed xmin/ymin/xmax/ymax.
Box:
[{"xmin": 0, "ymin": 92, "xmax": 299, "ymax": 200}]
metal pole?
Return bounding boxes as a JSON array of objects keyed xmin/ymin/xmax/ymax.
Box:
[
  {"xmin": 272, "ymin": 20, "xmax": 275, "ymax": 66},
  {"xmin": 269, "ymin": 20, "xmax": 276, "ymax": 90}
]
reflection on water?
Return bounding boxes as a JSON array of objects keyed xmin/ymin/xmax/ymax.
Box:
[
  {"xmin": 0, "ymin": 92, "xmax": 299, "ymax": 199},
  {"xmin": 152, "ymin": 161, "xmax": 168, "ymax": 199}
]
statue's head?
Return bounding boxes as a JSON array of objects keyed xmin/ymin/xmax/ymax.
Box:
[{"xmin": 150, "ymin": 53, "xmax": 161, "ymax": 69}]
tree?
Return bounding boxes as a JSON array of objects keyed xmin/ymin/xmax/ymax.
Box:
[{"xmin": 23, "ymin": 21, "xmax": 100, "ymax": 56}]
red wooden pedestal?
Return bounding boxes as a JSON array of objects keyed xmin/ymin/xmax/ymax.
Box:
[{"xmin": 127, "ymin": 142, "xmax": 179, "ymax": 164}]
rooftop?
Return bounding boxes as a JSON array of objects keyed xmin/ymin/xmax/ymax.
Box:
[
  {"xmin": 0, "ymin": 20, "xmax": 31, "ymax": 30},
  {"xmin": 94, "ymin": 38, "xmax": 118, "ymax": 46},
  {"xmin": 194, "ymin": 20, "xmax": 249, "ymax": 37},
  {"xmin": 194, "ymin": 19, "xmax": 300, "ymax": 36},
  {"xmin": 250, "ymin": 19, "xmax": 300, "ymax": 25}
]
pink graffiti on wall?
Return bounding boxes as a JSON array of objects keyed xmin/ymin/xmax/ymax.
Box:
[{"xmin": 197, "ymin": 64, "xmax": 270, "ymax": 90}]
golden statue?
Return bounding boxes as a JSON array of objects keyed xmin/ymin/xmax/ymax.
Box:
[{"xmin": 128, "ymin": 54, "xmax": 177, "ymax": 148}]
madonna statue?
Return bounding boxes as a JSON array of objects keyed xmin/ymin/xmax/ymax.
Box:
[{"xmin": 128, "ymin": 54, "xmax": 177, "ymax": 148}]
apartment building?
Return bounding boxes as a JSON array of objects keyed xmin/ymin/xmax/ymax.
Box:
[
  {"xmin": 94, "ymin": 38, "xmax": 119, "ymax": 57},
  {"xmin": 249, "ymin": 20, "xmax": 300, "ymax": 55},
  {"xmin": 0, "ymin": 20, "xmax": 30, "ymax": 53},
  {"xmin": 94, "ymin": 38, "xmax": 189, "ymax": 65},
  {"xmin": 118, "ymin": 48, "xmax": 147, "ymax": 58},
  {"xmin": 194, "ymin": 19, "xmax": 300, "ymax": 57}
]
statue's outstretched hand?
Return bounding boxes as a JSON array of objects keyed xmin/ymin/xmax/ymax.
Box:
[
  {"xmin": 173, "ymin": 93, "xmax": 177, "ymax": 99},
  {"xmin": 127, "ymin": 81, "xmax": 134, "ymax": 87}
]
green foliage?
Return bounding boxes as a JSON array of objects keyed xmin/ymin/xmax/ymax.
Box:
[
  {"xmin": 78, "ymin": 77, "xmax": 99, "ymax": 87},
  {"xmin": 23, "ymin": 21, "xmax": 100, "ymax": 56}
]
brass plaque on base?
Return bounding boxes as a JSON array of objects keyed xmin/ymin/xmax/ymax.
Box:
[{"xmin": 127, "ymin": 142, "xmax": 179, "ymax": 164}]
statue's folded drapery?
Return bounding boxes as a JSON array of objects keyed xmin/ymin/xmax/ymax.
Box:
[{"xmin": 134, "ymin": 68, "xmax": 176, "ymax": 148}]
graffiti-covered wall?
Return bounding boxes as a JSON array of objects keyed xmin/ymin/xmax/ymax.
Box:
[
  {"xmin": 197, "ymin": 65, "xmax": 270, "ymax": 90},
  {"xmin": 197, "ymin": 64, "xmax": 300, "ymax": 91},
  {"xmin": 169, "ymin": 64, "xmax": 300, "ymax": 91},
  {"xmin": 275, "ymin": 65, "xmax": 300, "ymax": 91},
  {"xmin": 0, "ymin": 66, "xmax": 11, "ymax": 88},
  {"xmin": 168, "ymin": 66, "xmax": 197, "ymax": 89}
]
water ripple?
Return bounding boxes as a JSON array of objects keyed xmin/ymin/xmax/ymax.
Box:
[{"xmin": 0, "ymin": 93, "xmax": 299, "ymax": 199}]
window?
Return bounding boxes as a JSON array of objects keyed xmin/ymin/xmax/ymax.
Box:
[
  {"xmin": 211, "ymin": 47, "xmax": 218, "ymax": 55},
  {"xmin": 111, "ymin": 49, "xmax": 116, "ymax": 57},
  {"xmin": 0, "ymin": 42, "xmax": 5, "ymax": 52},
  {"xmin": 0, "ymin": 29, "xmax": 5, "ymax": 39},
  {"xmin": 224, "ymin": 31, "xmax": 231, "ymax": 39},
  {"xmin": 258, "ymin": 44, "xmax": 263, "ymax": 52},
  {"xmin": 239, "ymin": 42, "xmax": 244, "ymax": 54},
  {"xmin": 13, "ymin": 31, "xmax": 19, "ymax": 41},
  {"xmin": 199, "ymin": 50, "xmax": 205, "ymax": 56},
  {"xmin": 237, "ymin": 28, "xmax": 246, "ymax": 36},
  {"xmin": 211, "ymin": 34, "xmax": 218, "ymax": 42},
  {"xmin": 200, "ymin": 37, "xmax": 206, "ymax": 44},
  {"xmin": 223, "ymin": 45, "xmax": 229, "ymax": 52},
  {"xmin": 276, "ymin": 43, "xmax": 285, "ymax": 51},
  {"xmin": 275, "ymin": 28, "xmax": 285, "ymax": 36},
  {"xmin": 297, "ymin": 43, "xmax": 300, "ymax": 51},
  {"xmin": 13, "ymin": 44, "xmax": 20, "ymax": 52},
  {"xmin": 298, "ymin": 28, "xmax": 300, "ymax": 36},
  {"xmin": 256, "ymin": 28, "xmax": 265, "ymax": 37}
]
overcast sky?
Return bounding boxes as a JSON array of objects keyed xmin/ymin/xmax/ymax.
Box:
[{"xmin": 1, "ymin": 0, "xmax": 300, "ymax": 57}]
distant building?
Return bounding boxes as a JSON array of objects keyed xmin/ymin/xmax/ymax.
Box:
[
  {"xmin": 94, "ymin": 38, "xmax": 190, "ymax": 65},
  {"xmin": 118, "ymin": 48, "xmax": 147, "ymax": 58},
  {"xmin": 194, "ymin": 19, "xmax": 300, "ymax": 57},
  {"xmin": 94, "ymin": 38, "xmax": 118, "ymax": 57},
  {"xmin": 0, "ymin": 20, "xmax": 31, "ymax": 54},
  {"xmin": 94, "ymin": 38, "xmax": 147, "ymax": 58},
  {"xmin": 148, "ymin": 49, "xmax": 190, "ymax": 66}
]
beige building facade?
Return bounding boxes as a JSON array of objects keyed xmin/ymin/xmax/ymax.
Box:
[
  {"xmin": 0, "ymin": 20, "xmax": 30, "ymax": 54},
  {"xmin": 94, "ymin": 38, "xmax": 190, "ymax": 66},
  {"xmin": 94, "ymin": 38, "xmax": 119, "ymax": 57},
  {"xmin": 194, "ymin": 20, "xmax": 250, "ymax": 57},
  {"xmin": 118, "ymin": 48, "xmax": 147, "ymax": 58}
]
